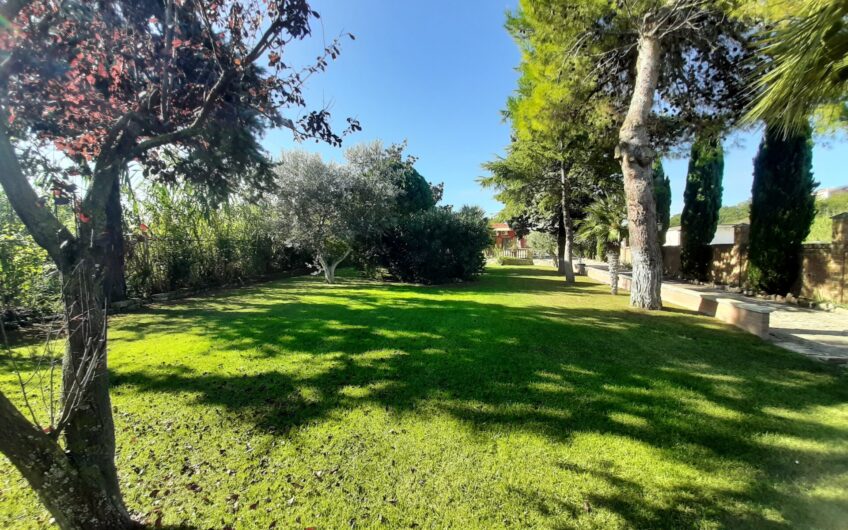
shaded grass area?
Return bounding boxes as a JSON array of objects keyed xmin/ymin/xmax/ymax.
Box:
[{"xmin": 2, "ymin": 265, "xmax": 847, "ymax": 529}]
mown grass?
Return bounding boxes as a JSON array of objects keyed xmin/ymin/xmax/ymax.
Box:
[{"xmin": 2, "ymin": 265, "xmax": 847, "ymax": 529}]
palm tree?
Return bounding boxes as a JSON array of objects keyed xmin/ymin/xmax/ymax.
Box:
[
  {"xmin": 745, "ymin": 0, "xmax": 848, "ymax": 135},
  {"xmin": 577, "ymin": 193, "xmax": 628, "ymax": 295}
]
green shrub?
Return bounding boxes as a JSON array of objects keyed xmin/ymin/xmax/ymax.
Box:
[
  {"xmin": 681, "ymin": 133, "xmax": 724, "ymax": 281},
  {"xmin": 1, "ymin": 183, "xmax": 311, "ymax": 318},
  {"xmin": 0, "ymin": 192, "xmax": 62, "ymax": 316},
  {"xmin": 748, "ymin": 123, "xmax": 816, "ymax": 294},
  {"xmin": 125, "ymin": 184, "xmax": 311, "ymax": 296},
  {"xmin": 380, "ymin": 206, "xmax": 489, "ymax": 284},
  {"xmin": 496, "ymin": 257, "xmax": 535, "ymax": 266}
]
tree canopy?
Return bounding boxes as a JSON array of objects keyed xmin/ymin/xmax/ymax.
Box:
[
  {"xmin": 273, "ymin": 149, "xmax": 396, "ymax": 284},
  {"xmin": 494, "ymin": 0, "xmax": 756, "ymax": 308}
]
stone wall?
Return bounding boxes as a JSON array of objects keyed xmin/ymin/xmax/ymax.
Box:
[
  {"xmin": 619, "ymin": 215, "xmax": 848, "ymax": 303},
  {"xmin": 796, "ymin": 216, "xmax": 847, "ymax": 303}
]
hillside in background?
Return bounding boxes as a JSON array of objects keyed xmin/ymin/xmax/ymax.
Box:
[{"xmin": 669, "ymin": 190, "xmax": 848, "ymax": 242}]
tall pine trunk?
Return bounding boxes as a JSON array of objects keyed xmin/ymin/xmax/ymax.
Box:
[
  {"xmin": 556, "ymin": 206, "xmax": 566, "ymax": 274},
  {"xmin": 617, "ymin": 33, "xmax": 663, "ymax": 309},
  {"xmin": 560, "ymin": 164, "xmax": 575, "ymax": 283}
]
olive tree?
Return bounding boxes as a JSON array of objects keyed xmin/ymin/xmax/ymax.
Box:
[{"xmin": 273, "ymin": 149, "xmax": 396, "ymax": 283}]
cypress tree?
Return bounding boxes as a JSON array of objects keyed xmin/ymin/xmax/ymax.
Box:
[
  {"xmin": 681, "ymin": 134, "xmax": 724, "ymax": 281},
  {"xmin": 652, "ymin": 160, "xmax": 672, "ymax": 245},
  {"xmin": 748, "ymin": 123, "xmax": 816, "ymax": 294}
]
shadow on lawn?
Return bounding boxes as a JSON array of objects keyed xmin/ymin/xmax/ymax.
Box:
[{"xmin": 109, "ymin": 267, "xmax": 848, "ymax": 529}]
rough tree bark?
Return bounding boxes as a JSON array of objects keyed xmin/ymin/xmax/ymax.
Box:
[
  {"xmin": 559, "ymin": 164, "xmax": 575, "ymax": 283},
  {"xmin": 616, "ymin": 33, "xmax": 663, "ymax": 309},
  {"xmin": 0, "ymin": 392, "xmax": 135, "ymax": 530},
  {"xmin": 59, "ymin": 261, "xmax": 128, "ymax": 525},
  {"xmin": 607, "ymin": 246, "xmax": 621, "ymax": 295}
]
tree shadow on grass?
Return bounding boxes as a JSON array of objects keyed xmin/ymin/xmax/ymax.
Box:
[{"xmin": 105, "ymin": 267, "xmax": 848, "ymax": 529}]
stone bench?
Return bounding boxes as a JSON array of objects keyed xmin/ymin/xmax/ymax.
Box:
[
  {"xmin": 585, "ymin": 265, "xmax": 775, "ymax": 338},
  {"xmin": 708, "ymin": 296, "xmax": 775, "ymax": 339}
]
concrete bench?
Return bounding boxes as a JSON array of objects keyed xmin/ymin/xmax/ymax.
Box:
[
  {"xmin": 708, "ymin": 296, "xmax": 775, "ymax": 339},
  {"xmin": 584, "ymin": 264, "xmax": 775, "ymax": 338}
]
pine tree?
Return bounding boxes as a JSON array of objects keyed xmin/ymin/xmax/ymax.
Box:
[
  {"xmin": 652, "ymin": 160, "xmax": 672, "ymax": 246},
  {"xmin": 681, "ymin": 134, "xmax": 724, "ymax": 281},
  {"xmin": 513, "ymin": 0, "xmax": 755, "ymax": 309},
  {"xmin": 748, "ymin": 123, "xmax": 817, "ymax": 294}
]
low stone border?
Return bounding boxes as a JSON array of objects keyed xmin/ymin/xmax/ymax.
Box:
[{"xmin": 585, "ymin": 265, "xmax": 774, "ymax": 338}]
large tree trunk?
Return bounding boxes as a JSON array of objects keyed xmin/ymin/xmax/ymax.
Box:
[
  {"xmin": 556, "ymin": 206, "xmax": 566, "ymax": 274},
  {"xmin": 0, "ymin": 391, "xmax": 136, "ymax": 530},
  {"xmin": 104, "ymin": 177, "xmax": 127, "ymax": 303},
  {"xmin": 560, "ymin": 164, "xmax": 575, "ymax": 283},
  {"xmin": 616, "ymin": 33, "xmax": 663, "ymax": 309},
  {"xmin": 59, "ymin": 258, "xmax": 130, "ymax": 525}
]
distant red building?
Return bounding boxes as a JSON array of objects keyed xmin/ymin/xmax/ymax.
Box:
[{"xmin": 491, "ymin": 222, "xmax": 528, "ymax": 249}]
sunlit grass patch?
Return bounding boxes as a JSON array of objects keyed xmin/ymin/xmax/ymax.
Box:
[{"xmin": 1, "ymin": 265, "xmax": 847, "ymax": 529}]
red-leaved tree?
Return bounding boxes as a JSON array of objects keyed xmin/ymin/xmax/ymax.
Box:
[{"xmin": 0, "ymin": 1, "xmax": 357, "ymax": 527}]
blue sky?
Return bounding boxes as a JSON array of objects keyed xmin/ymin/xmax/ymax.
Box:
[{"xmin": 264, "ymin": 0, "xmax": 846, "ymax": 217}]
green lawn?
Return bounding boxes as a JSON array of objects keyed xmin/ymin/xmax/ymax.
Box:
[{"xmin": 2, "ymin": 266, "xmax": 848, "ymax": 529}]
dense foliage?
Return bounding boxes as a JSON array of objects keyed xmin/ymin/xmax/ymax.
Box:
[
  {"xmin": 526, "ymin": 231, "xmax": 557, "ymax": 260},
  {"xmin": 576, "ymin": 191, "xmax": 627, "ymax": 294},
  {"xmin": 748, "ymin": 124, "xmax": 817, "ymax": 294},
  {"xmin": 0, "ymin": 192, "xmax": 60, "ymax": 316},
  {"xmin": 333, "ymin": 142, "xmax": 492, "ymax": 285},
  {"xmin": 380, "ymin": 206, "xmax": 490, "ymax": 284},
  {"xmin": 126, "ymin": 184, "xmax": 310, "ymax": 296},
  {"xmin": 0, "ymin": 185, "xmax": 312, "ymax": 315},
  {"xmin": 741, "ymin": 0, "xmax": 848, "ymax": 135},
  {"xmin": 1, "ymin": 141, "xmax": 490, "ymax": 318},
  {"xmin": 680, "ymin": 134, "xmax": 724, "ymax": 281},
  {"xmin": 271, "ymin": 149, "xmax": 396, "ymax": 283}
]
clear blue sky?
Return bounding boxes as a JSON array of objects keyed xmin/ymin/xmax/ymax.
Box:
[{"xmin": 263, "ymin": 0, "xmax": 847, "ymax": 217}]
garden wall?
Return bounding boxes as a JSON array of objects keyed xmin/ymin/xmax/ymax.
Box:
[{"xmin": 620, "ymin": 215, "xmax": 848, "ymax": 303}]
